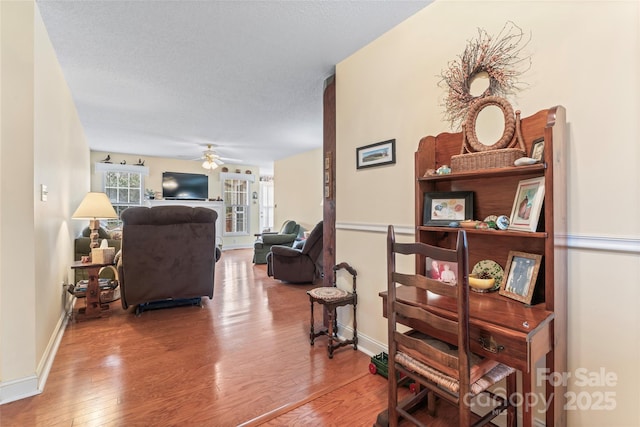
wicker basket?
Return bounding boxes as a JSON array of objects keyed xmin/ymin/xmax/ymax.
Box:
[{"xmin": 451, "ymin": 147, "xmax": 524, "ymax": 172}]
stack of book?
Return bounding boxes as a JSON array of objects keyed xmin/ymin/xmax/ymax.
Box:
[{"xmin": 70, "ymin": 279, "xmax": 117, "ymax": 298}]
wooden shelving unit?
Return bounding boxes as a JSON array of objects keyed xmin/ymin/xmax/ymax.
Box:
[{"xmin": 414, "ymin": 105, "xmax": 567, "ymax": 426}]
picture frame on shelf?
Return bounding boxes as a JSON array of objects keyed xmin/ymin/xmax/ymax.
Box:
[
  {"xmin": 356, "ymin": 139, "xmax": 396, "ymax": 169},
  {"xmin": 423, "ymin": 191, "xmax": 474, "ymax": 226},
  {"xmin": 499, "ymin": 251, "xmax": 543, "ymax": 304},
  {"xmin": 508, "ymin": 176, "xmax": 545, "ymax": 232},
  {"xmin": 530, "ymin": 137, "xmax": 545, "ymax": 162},
  {"xmin": 425, "ymin": 257, "xmax": 458, "ymax": 285}
]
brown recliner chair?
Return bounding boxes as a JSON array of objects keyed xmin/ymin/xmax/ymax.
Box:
[
  {"xmin": 117, "ymin": 206, "xmax": 218, "ymax": 314},
  {"xmin": 266, "ymin": 221, "xmax": 323, "ymax": 283}
]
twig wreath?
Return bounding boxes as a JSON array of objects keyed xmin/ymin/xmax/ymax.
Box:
[{"xmin": 439, "ymin": 21, "xmax": 531, "ymax": 130}]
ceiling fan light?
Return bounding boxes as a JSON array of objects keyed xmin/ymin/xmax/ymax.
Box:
[
  {"xmin": 200, "ymin": 145, "xmax": 222, "ymax": 170},
  {"xmin": 202, "ymin": 159, "xmax": 219, "ymax": 170}
]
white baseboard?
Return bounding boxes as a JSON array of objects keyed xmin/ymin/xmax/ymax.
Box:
[
  {"xmin": 0, "ymin": 297, "xmax": 72, "ymax": 405},
  {"xmin": 221, "ymin": 243, "xmax": 252, "ymax": 251},
  {"xmin": 0, "ymin": 375, "xmax": 39, "ymax": 405},
  {"xmin": 337, "ymin": 323, "xmax": 387, "ymax": 358},
  {"xmin": 37, "ymin": 300, "xmax": 73, "ymax": 392}
]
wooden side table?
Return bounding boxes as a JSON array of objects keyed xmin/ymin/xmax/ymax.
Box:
[{"xmin": 70, "ymin": 261, "xmax": 116, "ymax": 321}]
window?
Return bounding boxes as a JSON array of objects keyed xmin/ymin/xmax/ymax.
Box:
[
  {"xmin": 95, "ymin": 163, "xmax": 148, "ymax": 228},
  {"xmin": 221, "ymin": 172, "xmax": 255, "ymax": 235}
]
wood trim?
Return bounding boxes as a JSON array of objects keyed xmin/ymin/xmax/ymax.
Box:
[
  {"xmin": 335, "ymin": 222, "xmax": 640, "ymax": 254},
  {"xmin": 323, "ymin": 75, "xmax": 336, "ymax": 288},
  {"xmin": 556, "ymin": 234, "xmax": 640, "ymax": 253},
  {"xmin": 336, "ymin": 222, "xmax": 414, "ymax": 235}
]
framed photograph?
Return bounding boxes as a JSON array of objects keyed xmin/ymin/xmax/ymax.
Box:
[
  {"xmin": 426, "ymin": 257, "xmax": 458, "ymax": 285},
  {"xmin": 324, "ymin": 152, "xmax": 332, "ymax": 199},
  {"xmin": 356, "ymin": 139, "xmax": 396, "ymax": 169},
  {"xmin": 499, "ymin": 251, "xmax": 543, "ymax": 304},
  {"xmin": 423, "ymin": 191, "xmax": 474, "ymax": 226},
  {"xmin": 508, "ymin": 177, "xmax": 545, "ymax": 232},
  {"xmin": 530, "ymin": 137, "xmax": 545, "ymax": 162}
]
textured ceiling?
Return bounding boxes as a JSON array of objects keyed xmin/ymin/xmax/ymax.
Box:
[{"xmin": 36, "ymin": 0, "xmax": 432, "ymax": 173}]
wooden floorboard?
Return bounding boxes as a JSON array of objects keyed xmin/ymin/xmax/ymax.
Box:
[{"xmin": 1, "ymin": 249, "xmax": 457, "ymax": 426}]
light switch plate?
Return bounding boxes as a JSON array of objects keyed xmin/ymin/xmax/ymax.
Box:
[{"xmin": 41, "ymin": 184, "xmax": 48, "ymax": 201}]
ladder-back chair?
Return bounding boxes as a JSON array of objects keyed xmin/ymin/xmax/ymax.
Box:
[{"xmin": 380, "ymin": 225, "xmax": 516, "ymax": 426}]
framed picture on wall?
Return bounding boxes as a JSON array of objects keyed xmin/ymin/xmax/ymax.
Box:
[
  {"xmin": 356, "ymin": 139, "xmax": 396, "ymax": 169},
  {"xmin": 324, "ymin": 151, "xmax": 332, "ymax": 199}
]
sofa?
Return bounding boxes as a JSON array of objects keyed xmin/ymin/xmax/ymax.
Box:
[
  {"xmin": 266, "ymin": 221, "xmax": 323, "ymax": 284},
  {"xmin": 253, "ymin": 220, "xmax": 301, "ymax": 264},
  {"xmin": 117, "ymin": 205, "xmax": 218, "ymax": 312},
  {"xmin": 74, "ymin": 226, "xmax": 121, "ymax": 283}
]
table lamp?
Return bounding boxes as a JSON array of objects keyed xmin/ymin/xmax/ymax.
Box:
[{"xmin": 72, "ymin": 192, "xmax": 118, "ymax": 249}]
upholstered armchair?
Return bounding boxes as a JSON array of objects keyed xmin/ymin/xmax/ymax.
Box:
[
  {"xmin": 253, "ymin": 220, "xmax": 300, "ymax": 264},
  {"xmin": 117, "ymin": 205, "xmax": 218, "ymax": 313},
  {"xmin": 266, "ymin": 221, "xmax": 323, "ymax": 284}
]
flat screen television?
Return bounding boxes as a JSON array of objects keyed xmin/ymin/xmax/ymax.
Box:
[{"xmin": 162, "ymin": 172, "xmax": 208, "ymax": 200}]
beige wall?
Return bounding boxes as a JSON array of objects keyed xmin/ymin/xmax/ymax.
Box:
[
  {"xmin": 273, "ymin": 148, "xmax": 323, "ymax": 232},
  {"xmin": 335, "ymin": 1, "xmax": 639, "ymax": 426},
  {"xmin": 89, "ymin": 151, "xmax": 261, "ymax": 248},
  {"xmin": 1, "ymin": 1, "xmax": 90, "ymax": 402}
]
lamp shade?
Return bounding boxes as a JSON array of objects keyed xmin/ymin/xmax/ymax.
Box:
[{"xmin": 72, "ymin": 192, "xmax": 118, "ymax": 219}]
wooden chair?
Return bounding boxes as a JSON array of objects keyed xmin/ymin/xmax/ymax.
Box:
[
  {"xmin": 380, "ymin": 225, "xmax": 516, "ymax": 427},
  {"xmin": 307, "ymin": 262, "xmax": 358, "ymax": 358}
]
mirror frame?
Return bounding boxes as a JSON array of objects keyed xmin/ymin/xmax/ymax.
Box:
[{"xmin": 464, "ymin": 96, "xmax": 516, "ymax": 152}]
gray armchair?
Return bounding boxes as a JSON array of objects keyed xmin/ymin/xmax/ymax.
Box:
[
  {"xmin": 266, "ymin": 221, "xmax": 323, "ymax": 284},
  {"xmin": 253, "ymin": 220, "xmax": 300, "ymax": 264}
]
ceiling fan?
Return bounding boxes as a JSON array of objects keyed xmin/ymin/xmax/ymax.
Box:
[{"xmin": 200, "ymin": 145, "xmax": 224, "ymax": 170}]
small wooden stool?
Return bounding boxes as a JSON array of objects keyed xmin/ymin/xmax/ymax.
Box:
[{"xmin": 307, "ymin": 262, "xmax": 358, "ymax": 358}]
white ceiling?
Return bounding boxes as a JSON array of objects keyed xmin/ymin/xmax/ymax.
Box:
[{"xmin": 37, "ymin": 0, "xmax": 432, "ymax": 173}]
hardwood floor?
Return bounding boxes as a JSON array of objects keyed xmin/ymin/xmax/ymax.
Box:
[{"xmin": 1, "ymin": 249, "xmax": 455, "ymax": 426}]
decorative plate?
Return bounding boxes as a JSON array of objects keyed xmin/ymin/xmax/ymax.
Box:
[{"xmin": 471, "ymin": 260, "xmax": 504, "ymax": 292}]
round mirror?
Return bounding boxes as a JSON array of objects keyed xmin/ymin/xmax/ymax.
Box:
[
  {"xmin": 475, "ymin": 105, "xmax": 506, "ymax": 146},
  {"xmin": 468, "ymin": 71, "xmax": 490, "ymax": 97},
  {"xmin": 464, "ymin": 96, "xmax": 515, "ymax": 152}
]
